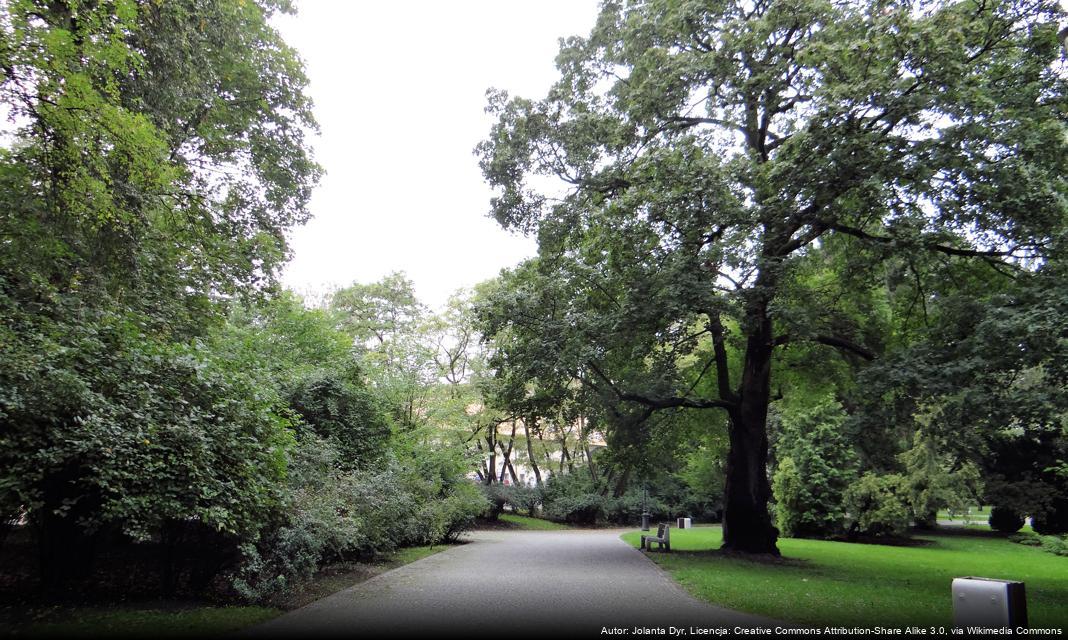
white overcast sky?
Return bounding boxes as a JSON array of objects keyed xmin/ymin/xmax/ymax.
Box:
[{"xmin": 273, "ymin": 1, "xmax": 602, "ymax": 310}]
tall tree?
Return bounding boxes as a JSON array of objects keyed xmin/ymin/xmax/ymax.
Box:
[
  {"xmin": 0, "ymin": 0, "xmax": 320, "ymax": 578},
  {"xmin": 478, "ymin": 0, "xmax": 1067, "ymax": 553}
]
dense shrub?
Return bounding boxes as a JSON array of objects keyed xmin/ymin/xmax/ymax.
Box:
[
  {"xmin": 228, "ymin": 435, "xmax": 487, "ymax": 602},
  {"xmin": 772, "ymin": 401, "xmax": 858, "ymax": 538},
  {"xmin": 540, "ymin": 473, "xmax": 605, "ymax": 524},
  {"xmin": 435, "ymin": 482, "xmax": 489, "ymax": 542},
  {"xmin": 287, "ymin": 371, "xmax": 391, "ymax": 471},
  {"xmin": 1008, "ymin": 532, "xmax": 1041, "ymax": 546},
  {"xmin": 843, "ymin": 473, "xmax": 911, "ymax": 538},
  {"xmin": 481, "ymin": 483, "xmax": 543, "ymax": 519},
  {"xmin": 603, "ymin": 491, "xmax": 668, "ymax": 525},
  {"xmin": 1008, "ymin": 532, "xmax": 1068, "ymax": 556},
  {"xmin": 1032, "ymin": 498, "xmax": 1068, "ymax": 535},
  {"xmin": 480, "ymin": 484, "xmax": 508, "ymax": 520},
  {"xmin": 504, "ymin": 485, "xmax": 542, "ymax": 517},
  {"xmin": 1038, "ymin": 535, "xmax": 1068, "ymax": 556},
  {"xmin": 899, "ymin": 428, "xmax": 982, "ymax": 529},
  {"xmin": 989, "ymin": 506, "xmax": 1026, "ymax": 533},
  {"xmin": 772, "ymin": 457, "xmax": 804, "ymax": 537},
  {"xmin": 546, "ymin": 493, "xmax": 605, "ymax": 524}
]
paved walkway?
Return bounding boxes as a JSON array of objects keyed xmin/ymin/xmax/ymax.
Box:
[{"xmin": 249, "ymin": 529, "xmax": 776, "ymax": 637}]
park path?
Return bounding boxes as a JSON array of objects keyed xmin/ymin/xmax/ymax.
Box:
[{"xmin": 248, "ymin": 528, "xmax": 777, "ymax": 637}]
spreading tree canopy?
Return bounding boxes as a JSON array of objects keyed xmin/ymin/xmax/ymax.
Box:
[{"xmin": 478, "ymin": 0, "xmax": 1067, "ymax": 553}]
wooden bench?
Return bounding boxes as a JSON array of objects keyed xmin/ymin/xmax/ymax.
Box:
[{"xmin": 641, "ymin": 523, "xmax": 670, "ymax": 552}]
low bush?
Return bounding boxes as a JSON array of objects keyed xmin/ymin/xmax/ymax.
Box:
[
  {"xmin": 227, "ymin": 435, "xmax": 487, "ymax": 602},
  {"xmin": 1008, "ymin": 532, "xmax": 1041, "ymax": 546},
  {"xmin": 545, "ymin": 493, "xmax": 604, "ymax": 524},
  {"xmin": 989, "ymin": 506, "xmax": 1026, "ymax": 533},
  {"xmin": 843, "ymin": 473, "xmax": 911, "ymax": 538},
  {"xmin": 479, "ymin": 484, "xmax": 541, "ymax": 519},
  {"xmin": 1031, "ymin": 499, "xmax": 1068, "ymax": 536},
  {"xmin": 1039, "ymin": 535, "xmax": 1068, "ymax": 556},
  {"xmin": 1008, "ymin": 531, "xmax": 1068, "ymax": 556}
]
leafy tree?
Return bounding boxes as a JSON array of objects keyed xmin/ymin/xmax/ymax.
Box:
[
  {"xmin": 898, "ymin": 426, "xmax": 982, "ymax": 529},
  {"xmin": 331, "ymin": 273, "xmax": 436, "ymax": 430},
  {"xmin": 477, "ymin": 0, "xmax": 1066, "ymax": 553},
  {"xmin": 857, "ymin": 263, "xmax": 1068, "ymax": 530},
  {"xmin": 772, "ymin": 400, "xmax": 857, "ymax": 538},
  {"xmin": 0, "ymin": 0, "xmax": 320, "ymax": 582}
]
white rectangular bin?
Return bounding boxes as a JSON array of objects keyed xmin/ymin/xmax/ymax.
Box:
[{"xmin": 951, "ymin": 577, "xmax": 1027, "ymax": 628}]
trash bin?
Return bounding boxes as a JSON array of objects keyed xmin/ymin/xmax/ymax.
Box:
[
  {"xmin": 641, "ymin": 512, "xmax": 650, "ymax": 531},
  {"xmin": 952, "ymin": 577, "xmax": 1027, "ymax": 628}
]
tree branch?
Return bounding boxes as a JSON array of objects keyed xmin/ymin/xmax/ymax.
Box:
[
  {"xmin": 827, "ymin": 222, "xmax": 1035, "ymax": 259},
  {"xmin": 773, "ymin": 334, "xmax": 875, "ymax": 361},
  {"xmin": 585, "ymin": 361, "xmax": 736, "ymax": 412}
]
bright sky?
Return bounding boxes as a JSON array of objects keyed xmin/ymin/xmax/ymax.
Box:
[{"xmin": 274, "ymin": 1, "xmax": 602, "ymax": 310}]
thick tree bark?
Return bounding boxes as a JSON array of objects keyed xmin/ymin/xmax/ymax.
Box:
[{"xmin": 721, "ymin": 311, "xmax": 780, "ymax": 555}]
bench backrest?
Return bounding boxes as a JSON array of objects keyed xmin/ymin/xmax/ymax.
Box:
[{"xmin": 656, "ymin": 523, "xmax": 669, "ymax": 539}]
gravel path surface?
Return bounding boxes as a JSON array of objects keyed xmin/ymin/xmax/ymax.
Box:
[{"xmin": 248, "ymin": 528, "xmax": 776, "ymax": 637}]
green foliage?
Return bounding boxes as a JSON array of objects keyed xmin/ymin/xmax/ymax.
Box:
[
  {"xmin": 0, "ymin": 0, "xmax": 321, "ymax": 589},
  {"xmin": 1008, "ymin": 532, "xmax": 1068, "ymax": 557},
  {"xmin": 481, "ymin": 484, "xmax": 542, "ymax": 519},
  {"xmin": 540, "ymin": 474, "xmax": 605, "ymax": 525},
  {"xmin": 287, "ymin": 372, "xmax": 390, "ymax": 471},
  {"xmin": 772, "ymin": 401, "xmax": 857, "ymax": 538},
  {"xmin": 0, "ymin": 312, "xmax": 293, "ymax": 543},
  {"xmin": 858, "ymin": 269, "xmax": 1068, "ymax": 525},
  {"xmin": 990, "ymin": 506, "xmax": 1026, "ymax": 534},
  {"xmin": 230, "ymin": 434, "xmax": 487, "ymax": 602},
  {"xmin": 478, "ymin": 0, "xmax": 1067, "ymax": 553},
  {"xmin": 772, "ymin": 458, "xmax": 804, "ymax": 538},
  {"xmin": 843, "ymin": 473, "xmax": 912, "ymax": 539},
  {"xmin": 1032, "ymin": 499, "xmax": 1068, "ymax": 536},
  {"xmin": 899, "ymin": 426, "xmax": 982, "ymax": 529}
]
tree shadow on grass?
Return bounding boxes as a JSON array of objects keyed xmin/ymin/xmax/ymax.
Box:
[{"xmin": 662, "ymin": 548, "xmax": 812, "ymax": 568}]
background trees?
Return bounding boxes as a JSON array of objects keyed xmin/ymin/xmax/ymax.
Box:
[{"xmin": 477, "ymin": 0, "xmax": 1067, "ymax": 553}]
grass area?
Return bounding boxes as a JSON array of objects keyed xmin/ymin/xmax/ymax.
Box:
[
  {"xmin": 623, "ymin": 526, "xmax": 1068, "ymax": 628},
  {"xmin": 10, "ymin": 606, "xmax": 281, "ymax": 638},
  {"xmin": 389, "ymin": 544, "xmax": 446, "ymax": 565},
  {"xmin": 498, "ymin": 513, "xmax": 572, "ymax": 530},
  {"xmin": 5, "ymin": 544, "xmax": 448, "ymax": 637},
  {"xmin": 937, "ymin": 505, "xmax": 991, "ymax": 525}
]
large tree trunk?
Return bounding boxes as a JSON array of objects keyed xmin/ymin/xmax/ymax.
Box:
[{"xmin": 721, "ymin": 314, "xmax": 780, "ymax": 555}]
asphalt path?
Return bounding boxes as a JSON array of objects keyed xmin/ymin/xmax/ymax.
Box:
[{"xmin": 248, "ymin": 528, "xmax": 777, "ymax": 638}]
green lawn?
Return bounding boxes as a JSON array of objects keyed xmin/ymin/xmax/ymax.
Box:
[
  {"xmin": 499, "ymin": 513, "xmax": 572, "ymax": 530},
  {"xmin": 7, "ymin": 544, "xmax": 448, "ymax": 637},
  {"xmin": 12, "ymin": 606, "xmax": 281, "ymax": 638},
  {"xmin": 622, "ymin": 526, "xmax": 1068, "ymax": 628},
  {"xmin": 937, "ymin": 505, "xmax": 991, "ymax": 525}
]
